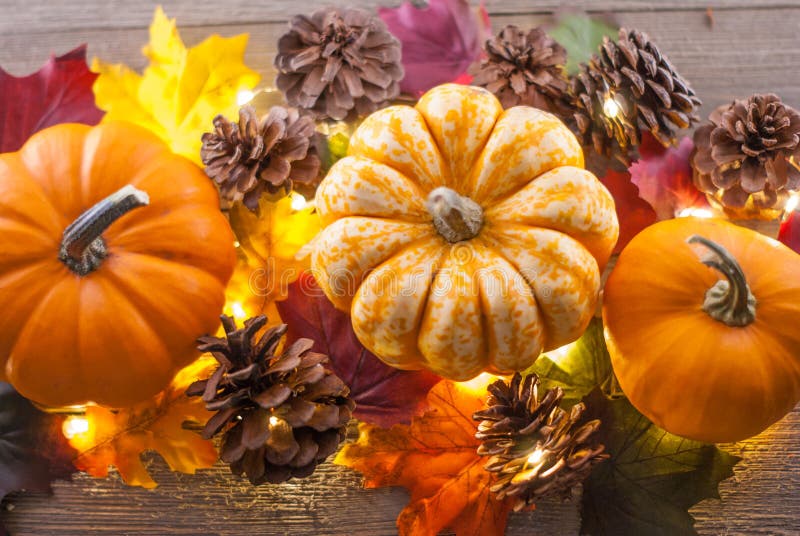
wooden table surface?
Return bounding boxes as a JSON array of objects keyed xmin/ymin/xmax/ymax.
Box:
[{"xmin": 2, "ymin": 0, "xmax": 800, "ymax": 534}]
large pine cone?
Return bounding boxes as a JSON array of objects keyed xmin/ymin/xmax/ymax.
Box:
[
  {"xmin": 693, "ymin": 93, "xmax": 800, "ymax": 214},
  {"xmin": 275, "ymin": 7, "xmax": 403, "ymax": 121},
  {"xmin": 571, "ymin": 28, "xmax": 701, "ymax": 165},
  {"xmin": 474, "ymin": 373, "xmax": 607, "ymax": 511},
  {"xmin": 187, "ymin": 315, "xmax": 355, "ymax": 484},
  {"xmin": 469, "ymin": 25, "xmax": 571, "ymax": 116},
  {"xmin": 200, "ymin": 105, "xmax": 321, "ymax": 212}
]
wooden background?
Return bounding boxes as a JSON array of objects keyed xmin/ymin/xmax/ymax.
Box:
[{"xmin": 1, "ymin": 0, "xmax": 800, "ymax": 534}]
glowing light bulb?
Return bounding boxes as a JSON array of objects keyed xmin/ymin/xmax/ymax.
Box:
[
  {"xmin": 233, "ymin": 240, "xmax": 241, "ymax": 248},
  {"xmin": 269, "ymin": 416, "xmax": 281, "ymax": 427},
  {"xmin": 603, "ymin": 97, "xmax": 621, "ymax": 118},
  {"xmin": 677, "ymin": 207, "xmax": 713, "ymax": 219},
  {"xmin": 62, "ymin": 415, "xmax": 90, "ymax": 439},
  {"xmin": 785, "ymin": 193, "xmax": 800, "ymax": 213},
  {"xmin": 231, "ymin": 301, "xmax": 247, "ymax": 319},
  {"xmin": 237, "ymin": 89, "xmax": 256, "ymax": 106},
  {"xmin": 526, "ymin": 448, "xmax": 545, "ymax": 466},
  {"xmin": 290, "ymin": 193, "xmax": 308, "ymax": 211}
]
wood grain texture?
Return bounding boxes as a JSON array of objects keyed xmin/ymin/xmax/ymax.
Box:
[{"xmin": 2, "ymin": 0, "xmax": 800, "ymax": 534}]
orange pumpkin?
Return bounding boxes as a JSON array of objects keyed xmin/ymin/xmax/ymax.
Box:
[
  {"xmin": 603, "ymin": 217, "xmax": 800, "ymax": 442},
  {"xmin": 311, "ymin": 84, "xmax": 619, "ymax": 380},
  {"xmin": 0, "ymin": 122, "xmax": 236, "ymax": 408}
]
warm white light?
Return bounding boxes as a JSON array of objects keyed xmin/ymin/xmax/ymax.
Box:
[
  {"xmin": 233, "ymin": 240, "xmax": 241, "ymax": 248},
  {"xmin": 603, "ymin": 97, "xmax": 621, "ymax": 118},
  {"xmin": 290, "ymin": 193, "xmax": 308, "ymax": 211},
  {"xmin": 237, "ymin": 89, "xmax": 256, "ymax": 106},
  {"xmin": 677, "ymin": 207, "xmax": 713, "ymax": 219},
  {"xmin": 785, "ymin": 193, "xmax": 800, "ymax": 213},
  {"xmin": 526, "ymin": 448, "xmax": 545, "ymax": 466},
  {"xmin": 231, "ymin": 301, "xmax": 247, "ymax": 319},
  {"xmin": 269, "ymin": 416, "xmax": 280, "ymax": 427},
  {"xmin": 546, "ymin": 342, "xmax": 575, "ymax": 364},
  {"xmin": 62, "ymin": 416, "xmax": 90, "ymax": 439},
  {"xmin": 456, "ymin": 372, "xmax": 500, "ymax": 395}
]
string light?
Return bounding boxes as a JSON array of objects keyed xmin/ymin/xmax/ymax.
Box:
[
  {"xmin": 269, "ymin": 416, "xmax": 281, "ymax": 427},
  {"xmin": 603, "ymin": 97, "xmax": 621, "ymax": 119},
  {"xmin": 526, "ymin": 448, "xmax": 545, "ymax": 466},
  {"xmin": 290, "ymin": 192, "xmax": 308, "ymax": 211},
  {"xmin": 231, "ymin": 301, "xmax": 247, "ymax": 319},
  {"xmin": 784, "ymin": 193, "xmax": 800, "ymax": 214},
  {"xmin": 677, "ymin": 207, "xmax": 713, "ymax": 218},
  {"xmin": 236, "ymin": 89, "xmax": 256, "ymax": 106},
  {"xmin": 62, "ymin": 415, "xmax": 90, "ymax": 440},
  {"xmin": 456, "ymin": 372, "xmax": 500, "ymax": 395}
]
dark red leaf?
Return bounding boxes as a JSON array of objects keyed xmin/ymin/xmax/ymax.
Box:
[
  {"xmin": 599, "ymin": 169, "xmax": 657, "ymax": 253},
  {"xmin": 0, "ymin": 45, "xmax": 103, "ymax": 153},
  {"xmin": 378, "ymin": 0, "xmax": 490, "ymax": 95},
  {"xmin": 0, "ymin": 383, "xmax": 77, "ymax": 531},
  {"xmin": 630, "ymin": 137, "xmax": 709, "ymax": 220},
  {"xmin": 276, "ymin": 272, "xmax": 441, "ymax": 427},
  {"xmin": 779, "ymin": 211, "xmax": 800, "ymax": 254}
]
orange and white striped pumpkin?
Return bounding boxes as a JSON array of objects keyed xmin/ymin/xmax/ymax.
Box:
[{"xmin": 311, "ymin": 84, "xmax": 619, "ymax": 380}]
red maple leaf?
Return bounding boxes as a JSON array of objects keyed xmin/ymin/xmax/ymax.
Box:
[
  {"xmin": 629, "ymin": 136, "xmax": 709, "ymax": 220},
  {"xmin": 335, "ymin": 379, "xmax": 513, "ymax": 536},
  {"xmin": 779, "ymin": 211, "xmax": 800, "ymax": 254},
  {"xmin": 276, "ymin": 272, "xmax": 441, "ymax": 427},
  {"xmin": 599, "ymin": 169, "xmax": 657, "ymax": 253},
  {"xmin": 0, "ymin": 45, "xmax": 103, "ymax": 153}
]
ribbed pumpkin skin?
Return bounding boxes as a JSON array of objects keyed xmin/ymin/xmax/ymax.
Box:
[
  {"xmin": 603, "ymin": 217, "xmax": 800, "ymax": 443},
  {"xmin": 311, "ymin": 84, "xmax": 619, "ymax": 380},
  {"xmin": 0, "ymin": 122, "xmax": 236, "ymax": 408}
]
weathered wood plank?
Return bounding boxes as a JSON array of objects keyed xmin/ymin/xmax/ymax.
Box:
[{"xmin": 0, "ymin": 0, "xmax": 792, "ymax": 34}]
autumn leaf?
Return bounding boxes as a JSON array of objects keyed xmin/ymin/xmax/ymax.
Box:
[
  {"xmin": 69, "ymin": 358, "xmax": 218, "ymax": 489},
  {"xmin": 580, "ymin": 390, "xmax": 741, "ymax": 535},
  {"xmin": 0, "ymin": 383, "xmax": 76, "ymax": 533},
  {"xmin": 277, "ymin": 271, "xmax": 440, "ymax": 427},
  {"xmin": 92, "ymin": 6, "xmax": 259, "ymax": 163},
  {"xmin": 379, "ymin": 0, "xmax": 491, "ymax": 95},
  {"xmin": 779, "ymin": 210, "xmax": 800, "ymax": 254},
  {"xmin": 548, "ymin": 12, "xmax": 618, "ymax": 75},
  {"xmin": 599, "ymin": 169, "xmax": 657, "ymax": 253},
  {"xmin": 226, "ymin": 195, "xmax": 322, "ymax": 325},
  {"xmin": 629, "ymin": 136, "xmax": 709, "ymax": 220},
  {"xmin": 0, "ymin": 45, "xmax": 103, "ymax": 153},
  {"xmin": 527, "ymin": 318, "xmax": 614, "ymax": 408},
  {"xmin": 335, "ymin": 379, "xmax": 512, "ymax": 536}
]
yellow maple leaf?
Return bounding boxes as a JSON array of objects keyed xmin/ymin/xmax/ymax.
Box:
[
  {"xmin": 225, "ymin": 194, "xmax": 322, "ymax": 324},
  {"xmin": 68, "ymin": 357, "xmax": 218, "ymax": 489},
  {"xmin": 92, "ymin": 6, "xmax": 259, "ymax": 163}
]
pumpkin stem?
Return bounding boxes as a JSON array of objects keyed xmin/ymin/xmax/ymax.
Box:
[
  {"xmin": 426, "ymin": 187, "xmax": 483, "ymax": 243},
  {"xmin": 687, "ymin": 235, "xmax": 756, "ymax": 327},
  {"xmin": 59, "ymin": 185, "xmax": 150, "ymax": 276}
]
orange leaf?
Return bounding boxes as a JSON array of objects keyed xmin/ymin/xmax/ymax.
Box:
[
  {"xmin": 335, "ymin": 379, "xmax": 513, "ymax": 536},
  {"xmin": 69, "ymin": 358, "xmax": 218, "ymax": 488}
]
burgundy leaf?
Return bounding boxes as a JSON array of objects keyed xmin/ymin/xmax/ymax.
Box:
[
  {"xmin": 0, "ymin": 45, "xmax": 103, "ymax": 153},
  {"xmin": 0, "ymin": 383, "xmax": 77, "ymax": 532},
  {"xmin": 630, "ymin": 136, "xmax": 709, "ymax": 220},
  {"xmin": 276, "ymin": 272, "xmax": 440, "ymax": 427},
  {"xmin": 599, "ymin": 169, "xmax": 657, "ymax": 253},
  {"xmin": 779, "ymin": 211, "xmax": 800, "ymax": 254},
  {"xmin": 378, "ymin": 0, "xmax": 490, "ymax": 95}
]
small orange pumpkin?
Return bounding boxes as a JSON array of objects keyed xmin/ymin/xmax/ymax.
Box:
[
  {"xmin": 603, "ymin": 217, "xmax": 800, "ymax": 442},
  {"xmin": 0, "ymin": 122, "xmax": 236, "ymax": 408}
]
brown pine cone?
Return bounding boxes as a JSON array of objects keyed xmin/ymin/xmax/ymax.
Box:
[
  {"xmin": 275, "ymin": 7, "xmax": 403, "ymax": 121},
  {"xmin": 187, "ymin": 315, "xmax": 355, "ymax": 485},
  {"xmin": 200, "ymin": 105, "xmax": 321, "ymax": 212},
  {"xmin": 571, "ymin": 28, "xmax": 701, "ymax": 165},
  {"xmin": 473, "ymin": 373, "xmax": 607, "ymax": 512},
  {"xmin": 469, "ymin": 25, "xmax": 571, "ymax": 116},
  {"xmin": 693, "ymin": 93, "xmax": 800, "ymax": 213}
]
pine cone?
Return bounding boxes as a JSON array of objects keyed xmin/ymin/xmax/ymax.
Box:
[
  {"xmin": 692, "ymin": 93, "xmax": 800, "ymax": 213},
  {"xmin": 469, "ymin": 25, "xmax": 571, "ymax": 116},
  {"xmin": 200, "ymin": 105, "xmax": 321, "ymax": 212},
  {"xmin": 571, "ymin": 28, "xmax": 701, "ymax": 165},
  {"xmin": 187, "ymin": 315, "xmax": 355, "ymax": 485},
  {"xmin": 473, "ymin": 373, "xmax": 607, "ymax": 512},
  {"xmin": 275, "ymin": 7, "xmax": 403, "ymax": 121}
]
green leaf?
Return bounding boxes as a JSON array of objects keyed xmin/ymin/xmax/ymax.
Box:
[
  {"xmin": 580, "ymin": 390, "xmax": 741, "ymax": 535},
  {"xmin": 548, "ymin": 13, "xmax": 618, "ymax": 75},
  {"xmin": 527, "ymin": 318, "xmax": 614, "ymax": 407}
]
